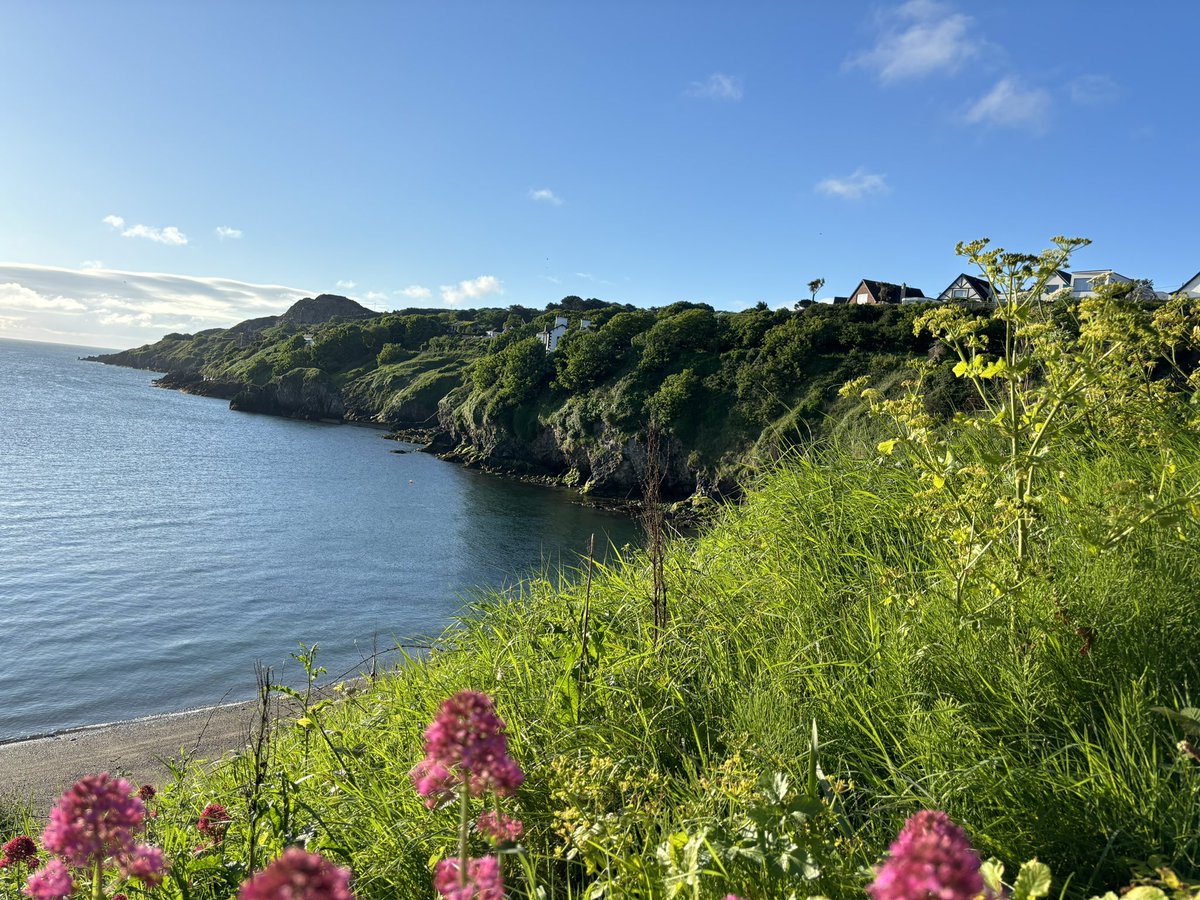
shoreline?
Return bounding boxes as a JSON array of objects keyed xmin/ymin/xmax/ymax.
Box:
[{"xmin": 0, "ymin": 698, "xmax": 273, "ymax": 817}]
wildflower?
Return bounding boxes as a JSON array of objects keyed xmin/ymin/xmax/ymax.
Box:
[
  {"xmin": 1, "ymin": 836, "xmax": 39, "ymax": 869},
  {"xmin": 42, "ymin": 773, "xmax": 144, "ymax": 870},
  {"xmin": 868, "ymin": 810, "xmax": 988, "ymax": 900},
  {"xmin": 432, "ymin": 855, "xmax": 503, "ymax": 900},
  {"xmin": 411, "ymin": 691, "xmax": 523, "ymax": 804},
  {"xmin": 22, "ymin": 859, "xmax": 73, "ymax": 900},
  {"xmin": 137, "ymin": 785, "xmax": 156, "ymax": 803},
  {"xmin": 238, "ymin": 847, "xmax": 354, "ymax": 900},
  {"xmin": 198, "ymin": 803, "xmax": 231, "ymax": 843},
  {"xmin": 113, "ymin": 894, "xmax": 127, "ymax": 900},
  {"xmin": 120, "ymin": 844, "xmax": 166, "ymax": 887},
  {"xmin": 476, "ymin": 811, "xmax": 523, "ymax": 846}
]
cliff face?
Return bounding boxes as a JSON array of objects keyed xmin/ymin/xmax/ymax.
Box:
[
  {"xmin": 230, "ymin": 369, "xmax": 345, "ymax": 420},
  {"xmin": 435, "ymin": 403, "xmax": 716, "ymax": 500}
]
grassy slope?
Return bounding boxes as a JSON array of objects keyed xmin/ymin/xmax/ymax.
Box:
[{"xmin": 133, "ymin": 438, "xmax": 1200, "ymax": 899}]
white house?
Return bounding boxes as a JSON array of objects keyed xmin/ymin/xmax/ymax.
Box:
[
  {"xmin": 537, "ymin": 316, "xmax": 569, "ymax": 352},
  {"xmin": 1175, "ymin": 271, "xmax": 1200, "ymax": 297},
  {"xmin": 537, "ymin": 316, "xmax": 593, "ymax": 353},
  {"xmin": 1069, "ymin": 269, "xmax": 1134, "ymax": 297}
]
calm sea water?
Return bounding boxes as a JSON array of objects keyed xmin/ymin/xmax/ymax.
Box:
[{"xmin": 0, "ymin": 338, "xmax": 637, "ymax": 742}]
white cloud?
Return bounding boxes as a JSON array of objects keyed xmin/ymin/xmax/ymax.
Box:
[
  {"xmin": 686, "ymin": 72, "xmax": 744, "ymax": 101},
  {"xmin": 1068, "ymin": 74, "xmax": 1120, "ymax": 106},
  {"xmin": 215, "ymin": 226, "xmax": 243, "ymax": 240},
  {"xmin": 0, "ymin": 315, "xmax": 24, "ymax": 330},
  {"xmin": 366, "ymin": 291, "xmax": 389, "ymax": 303},
  {"xmin": 0, "ymin": 263, "xmax": 315, "ymax": 348},
  {"xmin": 396, "ymin": 285, "xmax": 432, "ymax": 300},
  {"xmin": 815, "ymin": 168, "xmax": 890, "ymax": 200},
  {"xmin": 529, "ymin": 188, "xmax": 563, "ymax": 206},
  {"xmin": 0, "ymin": 283, "xmax": 88, "ymax": 312},
  {"xmin": 80, "ymin": 260, "xmax": 103, "ymax": 269},
  {"xmin": 104, "ymin": 214, "xmax": 188, "ymax": 245},
  {"xmin": 965, "ymin": 78, "xmax": 1051, "ymax": 131},
  {"xmin": 335, "ymin": 279, "xmax": 357, "ymax": 290},
  {"xmin": 440, "ymin": 275, "xmax": 503, "ymax": 306},
  {"xmin": 847, "ymin": 0, "xmax": 979, "ymax": 83}
]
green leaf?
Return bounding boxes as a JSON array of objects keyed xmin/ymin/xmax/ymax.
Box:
[
  {"xmin": 980, "ymin": 858, "xmax": 1005, "ymax": 896},
  {"xmin": 1012, "ymin": 859, "xmax": 1052, "ymax": 900},
  {"xmin": 1122, "ymin": 889, "xmax": 1168, "ymax": 900},
  {"xmin": 1151, "ymin": 706, "xmax": 1200, "ymax": 736},
  {"xmin": 877, "ymin": 439, "xmax": 898, "ymax": 456}
]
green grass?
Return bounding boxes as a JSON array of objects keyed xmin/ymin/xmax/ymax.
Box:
[{"xmin": 43, "ymin": 434, "xmax": 1186, "ymax": 900}]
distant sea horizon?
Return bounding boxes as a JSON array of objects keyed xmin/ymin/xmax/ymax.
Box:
[{"xmin": 0, "ymin": 337, "xmax": 637, "ymax": 743}]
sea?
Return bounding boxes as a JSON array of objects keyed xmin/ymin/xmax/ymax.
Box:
[{"xmin": 0, "ymin": 337, "xmax": 638, "ymax": 743}]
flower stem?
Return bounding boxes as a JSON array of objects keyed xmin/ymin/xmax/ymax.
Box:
[
  {"xmin": 458, "ymin": 784, "xmax": 470, "ymax": 889},
  {"xmin": 92, "ymin": 858, "xmax": 104, "ymax": 900}
]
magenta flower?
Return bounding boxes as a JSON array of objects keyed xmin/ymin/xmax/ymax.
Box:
[
  {"xmin": 1, "ymin": 836, "xmax": 39, "ymax": 869},
  {"xmin": 433, "ymin": 855, "xmax": 504, "ymax": 900},
  {"xmin": 42, "ymin": 773, "xmax": 144, "ymax": 870},
  {"xmin": 22, "ymin": 859, "xmax": 73, "ymax": 900},
  {"xmin": 137, "ymin": 785, "xmax": 156, "ymax": 803},
  {"xmin": 120, "ymin": 844, "xmax": 166, "ymax": 887},
  {"xmin": 411, "ymin": 691, "xmax": 523, "ymax": 804},
  {"xmin": 476, "ymin": 811, "xmax": 523, "ymax": 846},
  {"xmin": 198, "ymin": 803, "xmax": 232, "ymax": 843},
  {"xmin": 238, "ymin": 848, "xmax": 354, "ymax": 900},
  {"xmin": 868, "ymin": 810, "xmax": 989, "ymax": 900}
]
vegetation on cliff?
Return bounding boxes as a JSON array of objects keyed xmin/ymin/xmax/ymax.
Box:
[
  {"xmin": 23, "ymin": 240, "xmax": 1196, "ymax": 899},
  {"xmin": 92, "ymin": 292, "xmax": 964, "ymax": 497}
]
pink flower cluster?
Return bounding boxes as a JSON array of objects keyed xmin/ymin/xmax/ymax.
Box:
[
  {"xmin": 25, "ymin": 773, "xmax": 166, "ymax": 899},
  {"xmin": 198, "ymin": 803, "xmax": 231, "ymax": 844},
  {"xmin": 433, "ymin": 856, "xmax": 504, "ymax": 900},
  {"xmin": 410, "ymin": 691, "xmax": 523, "ymax": 807},
  {"xmin": 868, "ymin": 810, "xmax": 988, "ymax": 900},
  {"xmin": 1, "ymin": 836, "xmax": 38, "ymax": 869},
  {"xmin": 238, "ymin": 848, "xmax": 354, "ymax": 900},
  {"xmin": 476, "ymin": 811, "xmax": 522, "ymax": 846}
]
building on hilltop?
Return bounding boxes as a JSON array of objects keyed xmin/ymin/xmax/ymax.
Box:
[
  {"xmin": 846, "ymin": 279, "xmax": 926, "ymax": 305},
  {"xmin": 537, "ymin": 316, "xmax": 592, "ymax": 353},
  {"xmin": 1176, "ymin": 271, "xmax": 1200, "ymax": 297},
  {"xmin": 937, "ymin": 273, "xmax": 994, "ymax": 304}
]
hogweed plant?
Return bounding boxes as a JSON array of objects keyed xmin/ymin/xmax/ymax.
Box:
[
  {"xmin": 411, "ymin": 690, "xmax": 524, "ymax": 900},
  {"xmin": 844, "ymin": 236, "xmax": 1200, "ymax": 607}
]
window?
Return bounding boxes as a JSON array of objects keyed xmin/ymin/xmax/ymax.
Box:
[
  {"xmin": 952, "ymin": 289, "xmax": 968, "ymax": 298},
  {"xmin": 857, "ymin": 292, "xmax": 869, "ymax": 304}
]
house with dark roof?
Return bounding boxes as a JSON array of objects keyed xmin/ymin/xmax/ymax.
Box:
[
  {"xmin": 1175, "ymin": 271, "xmax": 1200, "ymax": 296},
  {"xmin": 937, "ymin": 273, "xmax": 993, "ymax": 304},
  {"xmin": 846, "ymin": 279, "xmax": 925, "ymax": 305}
]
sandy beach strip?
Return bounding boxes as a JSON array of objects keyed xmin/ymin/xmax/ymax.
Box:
[{"xmin": 0, "ymin": 700, "xmax": 267, "ymax": 817}]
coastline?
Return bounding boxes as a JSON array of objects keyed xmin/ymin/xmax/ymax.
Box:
[{"xmin": 0, "ymin": 699, "xmax": 267, "ymax": 816}]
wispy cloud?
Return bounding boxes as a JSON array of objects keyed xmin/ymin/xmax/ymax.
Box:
[
  {"xmin": 0, "ymin": 315, "xmax": 23, "ymax": 330},
  {"xmin": 335, "ymin": 279, "xmax": 357, "ymax": 290},
  {"xmin": 215, "ymin": 226, "xmax": 243, "ymax": 240},
  {"xmin": 80, "ymin": 260, "xmax": 103, "ymax": 269},
  {"xmin": 847, "ymin": 0, "xmax": 980, "ymax": 83},
  {"xmin": 966, "ymin": 77, "xmax": 1051, "ymax": 131},
  {"xmin": 396, "ymin": 285, "xmax": 432, "ymax": 300},
  {"xmin": 686, "ymin": 72, "xmax": 744, "ymax": 101},
  {"xmin": 529, "ymin": 188, "xmax": 563, "ymax": 206},
  {"xmin": 815, "ymin": 168, "xmax": 890, "ymax": 200},
  {"xmin": 0, "ymin": 263, "xmax": 314, "ymax": 347},
  {"xmin": 0, "ymin": 282, "xmax": 88, "ymax": 312},
  {"xmin": 104, "ymin": 214, "xmax": 188, "ymax": 245},
  {"xmin": 365, "ymin": 291, "xmax": 389, "ymax": 303},
  {"xmin": 1068, "ymin": 73, "xmax": 1120, "ymax": 106},
  {"xmin": 440, "ymin": 275, "xmax": 503, "ymax": 306}
]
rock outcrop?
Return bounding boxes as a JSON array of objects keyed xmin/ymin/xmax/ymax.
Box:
[{"xmin": 230, "ymin": 369, "xmax": 345, "ymax": 421}]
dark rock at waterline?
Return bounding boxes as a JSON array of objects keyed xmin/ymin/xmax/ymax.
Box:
[{"xmin": 230, "ymin": 368, "xmax": 345, "ymax": 421}]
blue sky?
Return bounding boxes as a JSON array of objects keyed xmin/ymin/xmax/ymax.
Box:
[{"xmin": 2, "ymin": 1, "xmax": 1196, "ymax": 348}]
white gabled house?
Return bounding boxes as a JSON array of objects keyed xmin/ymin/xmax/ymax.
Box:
[
  {"xmin": 1175, "ymin": 271, "xmax": 1200, "ymax": 297},
  {"xmin": 937, "ymin": 273, "xmax": 993, "ymax": 304},
  {"xmin": 1069, "ymin": 269, "xmax": 1134, "ymax": 297},
  {"xmin": 537, "ymin": 316, "xmax": 593, "ymax": 353}
]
